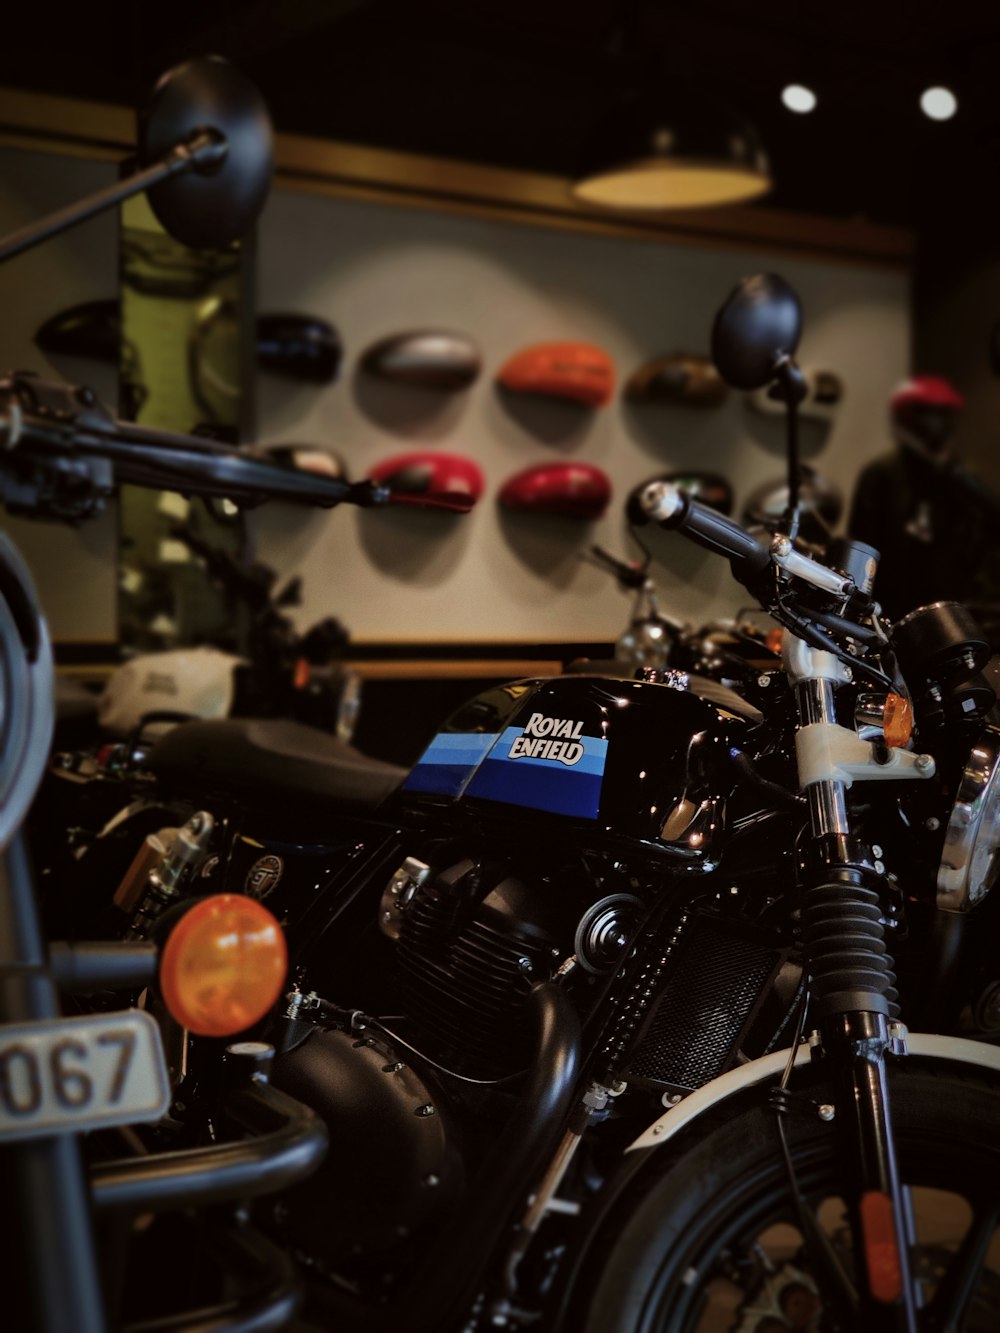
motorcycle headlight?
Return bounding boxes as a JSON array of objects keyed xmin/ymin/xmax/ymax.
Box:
[{"xmin": 938, "ymin": 721, "xmax": 1000, "ymax": 911}]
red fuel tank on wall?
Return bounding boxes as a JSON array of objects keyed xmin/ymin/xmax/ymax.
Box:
[
  {"xmin": 498, "ymin": 462, "xmax": 612, "ymax": 518},
  {"xmin": 368, "ymin": 452, "xmax": 485, "ymax": 512},
  {"xmin": 497, "ymin": 342, "xmax": 616, "ymax": 407}
]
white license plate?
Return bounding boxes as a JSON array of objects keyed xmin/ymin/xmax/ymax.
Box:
[{"xmin": 0, "ymin": 1009, "xmax": 170, "ymax": 1142}]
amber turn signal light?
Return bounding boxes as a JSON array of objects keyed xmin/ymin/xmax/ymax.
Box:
[
  {"xmin": 882, "ymin": 692, "xmax": 913, "ymax": 750},
  {"xmin": 160, "ymin": 894, "xmax": 287, "ymax": 1038}
]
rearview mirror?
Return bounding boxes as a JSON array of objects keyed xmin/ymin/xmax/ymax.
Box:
[
  {"xmin": 711, "ymin": 273, "xmax": 802, "ymax": 390},
  {"xmin": 0, "ymin": 56, "xmax": 273, "ymax": 266},
  {"xmin": 141, "ymin": 56, "xmax": 274, "ymax": 250}
]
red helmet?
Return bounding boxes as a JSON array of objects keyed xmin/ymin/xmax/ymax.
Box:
[{"xmin": 889, "ymin": 375, "xmax": 964, "ymax": 414}]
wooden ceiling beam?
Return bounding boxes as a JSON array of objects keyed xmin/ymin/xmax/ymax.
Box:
[{"xmin": 0, "ymin": 84, "xmax": 914, "ymax": 267}]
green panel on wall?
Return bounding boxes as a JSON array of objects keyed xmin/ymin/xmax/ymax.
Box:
[{"xmin": 117, "ymin": 192, "xmax": 255, "ymax": 655}]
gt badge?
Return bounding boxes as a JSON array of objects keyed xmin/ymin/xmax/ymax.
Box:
[{"xmin": 245, "ymin": 854, "xmax": 284, "ymax": 900}]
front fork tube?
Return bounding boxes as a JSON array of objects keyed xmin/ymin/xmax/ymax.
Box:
[
  {"xmin": 798, "ymin": 678, "xmax": 918, "ymax": 1330},
  {"xmin": 823, "ymin": 1012, "xmax": 919, "ymax": 1332}
]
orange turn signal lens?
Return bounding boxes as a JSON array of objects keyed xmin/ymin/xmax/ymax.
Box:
[
  {"xmin": 882, "ymin": 692, "xmax": 913, "ymax": 750},
  {"xmin": 160, "ymin": 894, "xmax": 287, "ymax": 1038},
  {"xmin": 765, "ymin": 627, "xmax": 784, "ymax": 656}
]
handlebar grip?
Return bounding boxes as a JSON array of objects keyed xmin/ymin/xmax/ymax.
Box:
[{"xmin": 639, "ymin": 482, "xmax": 771, "ymax": 584}]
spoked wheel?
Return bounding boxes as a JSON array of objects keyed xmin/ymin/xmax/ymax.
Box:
[{"xmin": 577, "ymin": 1061, "xmax": 1000, "ymax": 1332}]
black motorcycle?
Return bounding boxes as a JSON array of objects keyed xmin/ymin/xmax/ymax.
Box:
[
  {"xmin": 59, "ymin": 276, "xmax": 1000, "ymax": 1333},
  {"xmin": 96, "ymin": 522, "xmax": 360, "ymax": 741},
  {"xmin": 0, "ymin": 55, "xmax": 401, "ymax": 1333}
]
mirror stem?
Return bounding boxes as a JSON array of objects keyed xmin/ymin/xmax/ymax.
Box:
[
  {"xmin": 0, "ymin": 130, "xmax": 228, "ymax": 267},
  {"xmin": 784, "ymin": 396, "xmax": 801, "ymax": 540},
  {"xmin": 771, "ymin": 355, "xmax": 807, "ymax": 540}
]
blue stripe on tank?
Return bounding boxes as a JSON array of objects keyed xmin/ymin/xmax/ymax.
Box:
[
  {"xmin": 465, "ymin": 759, "xmax": 604, "ymax": 819},
  {"xmin": 403, "ymin": 731, "xmax": 498, "ymax": 797},
  {"xmin": 463, "ymin": 727, "xmax": 608, "ymax": 818}
]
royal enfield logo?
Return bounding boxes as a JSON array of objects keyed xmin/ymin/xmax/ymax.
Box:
[
  {"xmin": 508, "ymin": 713, "xmax": 585, "ymax": 766},
  {"xmin": 245, "ymin": 854, "xmax": 284, "ymax": 900}
]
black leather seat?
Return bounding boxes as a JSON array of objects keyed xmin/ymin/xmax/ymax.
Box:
[{"xmin": 149, "ymin": 718, "xmax": 407, "ymax": 815}]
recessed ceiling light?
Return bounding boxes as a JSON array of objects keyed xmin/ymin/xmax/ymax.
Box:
[
  {"xmin": 781, "ymin": 84, "xmax": 817, "ymax": 114},
  {"xmin": 920, "ymin": 86, "xmax": 958, "ymax": 121}
]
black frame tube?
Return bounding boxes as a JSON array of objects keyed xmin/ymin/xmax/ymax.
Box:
[
  {"xmin": 122, "ymin": 1217, "xmax": 300, "ymax": 1333},
  {"xmin": 91, "ymin": 1082, "xmax": 327, "ymax": 1214},
  {"xmin": 0, "ymin": 835, "xmax": 108, "ymax": 1333},
  {"xmin": 48, "ymin": 941, "xmax": 158, "ymax": 992}
]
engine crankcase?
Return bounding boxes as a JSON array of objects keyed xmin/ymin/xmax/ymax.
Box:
[{"xmin": 269, "ymin": 1027, "xmax": 463, "ymax": 1261}]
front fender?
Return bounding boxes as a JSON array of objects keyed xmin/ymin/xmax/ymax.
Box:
[
  {"xmin": 547, "ymin": 1032, "xmax": 1000, "ymax": 1332},
  {"xmin": 626, "ymin": 1031, "xmax": 1000, "ymax": 1153}
]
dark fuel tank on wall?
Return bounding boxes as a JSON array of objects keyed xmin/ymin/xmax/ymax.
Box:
[
  {"xmin": 624, "ymin": 353, "xmax": 728, "ymax": 406},
  {"xmin": 360, "ymin": 330, "xmax": 482, "ymax": 390}
]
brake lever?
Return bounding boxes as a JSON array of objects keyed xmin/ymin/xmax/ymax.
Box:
[{"xmin": 769, "ymin": 534, "xmax": 855, "ymax": 600}]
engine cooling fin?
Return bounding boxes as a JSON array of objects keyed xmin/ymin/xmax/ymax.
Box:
[{"xmin": 396, "ymin": 884, "xmax": 554, "ymax": 1080}]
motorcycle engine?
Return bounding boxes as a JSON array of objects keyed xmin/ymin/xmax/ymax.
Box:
[
  {"xmin": 383, "ymin": 853, "xmax": 644, "ymax": 1079},
  {"xmin": 268, "ymin": 850, "xmax": 642, "ymax": 1280},
  {"xmin": 377, "ymin": 844, "xmax": 799, "ymax": 1091},
  {"xmin": 267, "ymin": 840, "xmax": 800, "ymax": 1296}
]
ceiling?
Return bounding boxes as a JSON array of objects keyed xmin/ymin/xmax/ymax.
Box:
[{"xmin": 3, "ymin": 0, "xmax": 1000, "ymax": 235}]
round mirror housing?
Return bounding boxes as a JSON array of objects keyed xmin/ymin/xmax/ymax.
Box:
[
  {"xmin": 711, "ymin": 273, "xmax": 802, "ymax": 390},
  {"xmin": 140, "ymin": 56, "xmax": 274, "ymax": 250}
]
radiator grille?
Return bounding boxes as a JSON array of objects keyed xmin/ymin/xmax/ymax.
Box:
[{"xmin": 620, "ymin": 914, "xmax": 781, "ymax": 1091}]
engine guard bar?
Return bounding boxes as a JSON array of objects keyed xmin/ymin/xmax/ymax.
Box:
[
  {"xmin": 123, "ymin": 1216, "xmax": 300, "ymax": 1333},
  {"xmin": 91, "ymin": 1081, "xmax": 328, "ymax": 1215}
]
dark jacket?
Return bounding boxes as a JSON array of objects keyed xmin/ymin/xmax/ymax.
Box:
[{"xmin": 847, "ymin": 447, "xmax": 1000, "ymax": 620}]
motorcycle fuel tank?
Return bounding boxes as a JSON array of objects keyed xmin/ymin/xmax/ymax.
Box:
[
  {"xmin": 498, "ymin": 462, "xmax": 612, "ymax": 518},
  {"xmin": 497, "ymin": 342, "xmax": 616, "ymax": 407},
  {"xmin": 368, "ymin": 451, "xmax": 485, "ymax": 511},
  {"xmin": 402, "ymin": 675, "xmax": 746, "ymax": 863},
  {"xmin": 360, "ymin": 330, "xmax": 482, "ymax": 389}
]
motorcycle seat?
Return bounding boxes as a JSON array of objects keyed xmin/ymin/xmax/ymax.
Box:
[{"xmin": 148, "ymin": 718, "xmax": 407, "ymax": 814}]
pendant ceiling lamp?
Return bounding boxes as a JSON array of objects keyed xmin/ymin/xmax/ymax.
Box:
[{"xmin": 572, "ymin": 91, "xmax": 772, "ymax": 212}]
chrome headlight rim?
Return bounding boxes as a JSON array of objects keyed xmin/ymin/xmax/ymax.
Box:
[{"xmin": 938, "ymin": 720, "xmax": 1000, "ymax": 912}]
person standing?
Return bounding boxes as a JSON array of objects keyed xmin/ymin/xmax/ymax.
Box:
[{"xmin": 847, "ymin": 376, "xmax": 1000, "ymax": 619}]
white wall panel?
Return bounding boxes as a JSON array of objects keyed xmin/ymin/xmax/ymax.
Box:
[
  {"xmin": 254, "ymin": 188, "xmax": 910, "ymax": 644},
  {"xmin": 0, "ymin": 143, "xmax": 911, "ymax": 650}
]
